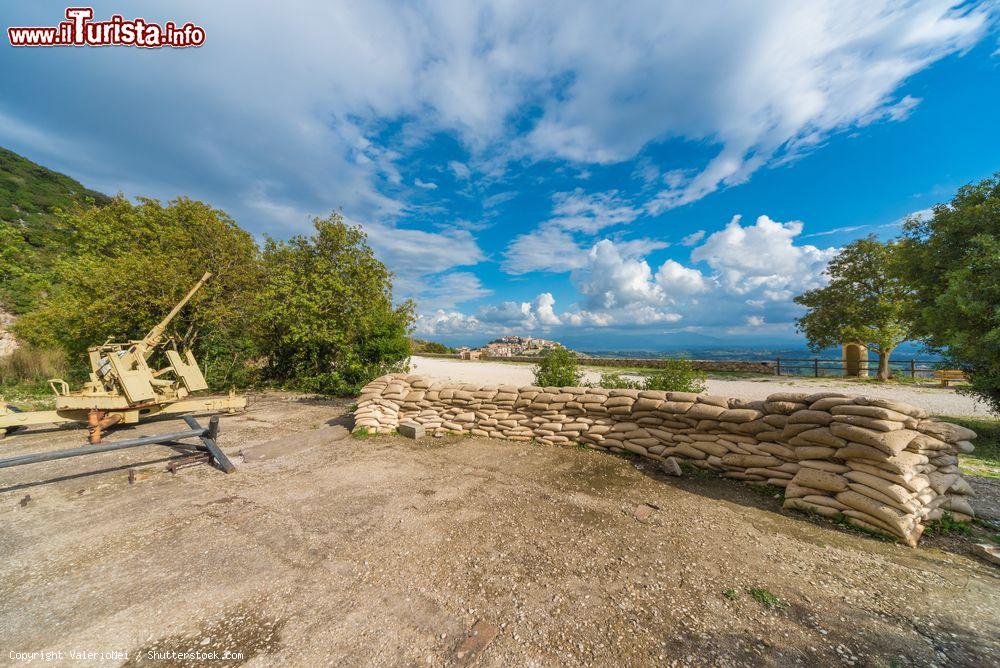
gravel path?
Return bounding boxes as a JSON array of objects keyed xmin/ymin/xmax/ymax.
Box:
[{"xmin": 410, "ymin": 356, "xmax": 991, "ymax": 417}]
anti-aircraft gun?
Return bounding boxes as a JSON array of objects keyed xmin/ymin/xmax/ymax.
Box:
[{"xmin": 0, "ymin": 272, "xmax": 247, "ymax": 442}]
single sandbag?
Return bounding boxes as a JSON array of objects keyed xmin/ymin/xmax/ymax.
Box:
[
  {"xmin": 917, "ymin": 420, "xmax": 976, "ymax": 443},
  {"xmin": 831, "ymin": 404, "xmax": 913, "ymax": 422},
  {"xmin": 721, "ymin": 454, "xmax": 782, "ymax": 468},
  {"xmin": 757, "ymin": 443, "xmax": 797, "ymax": 460},
  {"xmin": 928, "ymin": 471, "xmax": 959, "ymax": 495},
  {"xmin": 844, "ymin": 470, "xmax": 914, "ymax": 505},
  {"xmin": 835, "ymin": 490, "xmax": 917, "ymax": 537},
  {"xmin": 793, "ymin": 445, "xmax": 838, "ymax": 460},
  {"xmin": 810, "ymin": 397, "xmax": 856, "ymax": 411},
  {"xmin": 830, "ymin": 423, "xmax": 919, "ymax": 456},
  {"xmin": 785, "ymin": 482, "xmax": 827, "ymax": 499},
  {"xmin": 792, "ymin": 467, "xmax": 848, "ymax": 492},
  {"xmin": 802, "ymin": 494, "xmax": 849, "ymax": 511},
  {"xmin": 832, "ymin": 414, "xmax": 905, "ymax": 433},
  {"xmin": 790, "ymin": 427, "xmax": 846, "ymax": 449},
  {"xmin": 786, "ymin": 410, "xmax": 834, "ymax": 425},
  {"xmin": 799, "ymin": 460, "xmax": 851, "ymax": 474},
  {"xmin": 847, "ymin": 482, "xmax": 918, "ymax": 514},
  {"xmin": 783, "ymin": 497, "xmax": 842, "ymax": 518}
]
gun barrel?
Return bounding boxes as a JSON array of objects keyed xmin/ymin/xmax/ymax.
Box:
[{"xmin": 138, "ymin": 271, "xmax": 212, "ymax": 357}]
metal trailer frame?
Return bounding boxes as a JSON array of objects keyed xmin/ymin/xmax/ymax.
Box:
[
  {"xmin": 0, "ymin": 415, "xmax": 235, "ymax": 473},
  {"xmin": 0, "ymin": 393, "xmax": 247, "ymax": 440}
]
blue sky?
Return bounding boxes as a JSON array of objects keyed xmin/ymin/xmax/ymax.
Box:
[{"xmin": 2, "ymin": 1, "xmax": 999, "ymax": 348}]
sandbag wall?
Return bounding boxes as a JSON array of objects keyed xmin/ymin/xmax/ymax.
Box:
[{"xmin": 354, "ymin": 374, "xmax": 978, "ymax": 546}]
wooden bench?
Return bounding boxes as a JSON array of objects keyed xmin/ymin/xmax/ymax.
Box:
[{"xmin": 934, "ymin": 369, "xmax": 966, "ymax": 387}]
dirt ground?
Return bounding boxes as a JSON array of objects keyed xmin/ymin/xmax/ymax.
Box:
[{"xmin": 1, "ymin": 394, "xmax": 999, "ymax": 667}]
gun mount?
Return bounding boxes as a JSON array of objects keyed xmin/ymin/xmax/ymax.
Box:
[{"xmin": 1, "ymin": 272, "xmax": 247, "ymax": 443}]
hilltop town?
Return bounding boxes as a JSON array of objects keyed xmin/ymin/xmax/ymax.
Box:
[{"xmin": 461, "ymin": 335, "xmax": 561, "ymax": 359}]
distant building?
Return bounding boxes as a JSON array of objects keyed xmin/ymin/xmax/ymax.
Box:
[
  {"xmin": 477, "ymin": 336, "xmax": 560, "ymax": 358},
  {"xmin": 459, "ymin": 348, "xmax": 481, "ymax": 360}
]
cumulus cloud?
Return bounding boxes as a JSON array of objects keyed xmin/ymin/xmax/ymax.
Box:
[
  {"xmin": 414, "ymin": 178, "xmax": 438, "ymax": 190},
  {"xmin": 534, "ymin": 292, "xmax": 562, "ymax": 325},
  {"xmin": 414, "ymin": 309, "xmax": 482, "ymax": 336},
  {"xmin": 486, "ymin": 213, "xmax": 839, "ymax": 333},
  {"xmin": 691, "ymin": 215, "xmax": 837, "ymax": 294},
  {"xmin": 473, "ymin": 292, "xmax": 564, "ymax": 330}
]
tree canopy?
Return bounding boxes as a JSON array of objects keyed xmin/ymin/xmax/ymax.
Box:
[
  {"xmin": 255, "ymin": 213, "xmax": 413, "ymax": 395},
  {"xmin": 898, "ymin": 174, "xmax": 1000, "ymax": 413},
  {"xmin": 15, "ymin": 196, "xmax": 261, "ymax": 388},
  {"xmin": 794, "ymin": 236, "xmax": 913, "ymax": 380}
]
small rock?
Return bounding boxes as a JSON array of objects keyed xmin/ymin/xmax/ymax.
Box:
[{"xmin": 660, "ymin": 457, "xmax": 683, "ymax": 477}]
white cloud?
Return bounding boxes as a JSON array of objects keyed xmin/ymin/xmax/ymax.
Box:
[
  {"xmin": 5, "ymin": 1, "xmax": 984, "ymax": 233},
  {"xmin": 414, "ymin": 272, "xmax": 492, "ymax": 311},
  {"xmin": 483, "ymin": 212, "xmax": 840, "ymax": 333},
  {"xmin": 502, "ymin": 226, "xmax": 589, "ymax": 274},
  {"xmin": 680, "ymin": 230, "xmax": 706, "ymax": 246},
  {"xmin": 447, "ymin": 160, "xmax": 471, "ymax": 179},
  {"xmin": 475, "ymin": 292, "xmax": 563, "ymax": 329},
  {"xmin": 690, "ymin": 215, "xmax": 837, "ymax": 294},
  {"xmin": 655, "ymin": 260, "xmax": 708, "ymax": 297},
  {"xmin": 415, "ymin": 310, "xmax": 482, "ymax": 336},
  {"xmin": 534, "ymin": 292, "xmax": 562, "ymax": 325},
  {"xmin": 547, "ymin": 188, "xmax": 641, "ymax": 233},
  {"xmin": 414, "ymin": 178, "xmax": 438, "ymax": 190}
]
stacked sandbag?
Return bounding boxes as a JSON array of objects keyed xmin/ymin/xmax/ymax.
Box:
[{"xmin": 353, "ymin": 376, "xmax": 977, "ymax": 546}]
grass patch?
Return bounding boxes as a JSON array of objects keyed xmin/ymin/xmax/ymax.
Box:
[
  {"xmin": 748, "ymin": 482, "xmax": 786, "ymax": 502},
  {"xmin": 924, "ymin": 511, "xmax": 973, "ymax": 537},
  {"xmin": 749, "ymin": 588, "xmax": 786, "ymax": 609},
  {"xmin": 936, "ymin": 415, "xmax": 1000, "ymax": 479},
  {"xmin": 351, "ymin": 426, "xmax": 374, "ymax": 439},
  {"xmin": 722, "ymin": 588, "xmax": 740, "ymax": 601}
]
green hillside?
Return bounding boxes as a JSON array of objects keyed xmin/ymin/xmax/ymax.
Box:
[{"xmin": 0, "ymin": 147, "xmax": 110, "ymax": 313}]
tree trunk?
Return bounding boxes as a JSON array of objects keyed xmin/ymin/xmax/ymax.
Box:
[{"xmin": 876, "ymin": 349, "xmax": 891, "ymax": 381}]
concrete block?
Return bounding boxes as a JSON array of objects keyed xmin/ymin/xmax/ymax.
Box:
[{"xmin": 398, "ymin": 421, "xmax": 425, "ymax": 439}]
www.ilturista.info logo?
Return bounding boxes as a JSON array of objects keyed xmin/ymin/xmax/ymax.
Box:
[{"xmin": 8, "ymin": 7, "xmax": 205, "ymax": 48}]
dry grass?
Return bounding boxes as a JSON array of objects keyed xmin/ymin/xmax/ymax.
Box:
[{"xmin": 0, "ymin": 346, "xmax": 67, "ymax": 384}]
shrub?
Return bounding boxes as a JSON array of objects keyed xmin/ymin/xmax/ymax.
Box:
[
  {"xmin": 533, "ymin": 346, "xmax": 582, "ymax": 387},
  {"xmin": 597, "ymin": 372, "xmax": 642, "ymax": 389},
  {"xmin": 255, "ymin": 213, "xmax": 414, "ymax": 396},
  {"xmin": 642, "ymin": 359, "xmax": 707, "ymax": 393}
]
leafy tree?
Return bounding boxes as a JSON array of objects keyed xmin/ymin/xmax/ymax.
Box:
[
  {"xmin": 255, "ymin": 213, "xmax": 413, "ymax": 395},
  {"xmin": 794, "ymin": 236, "xmax": 913, "ymax": 381},
  {"xmin": 14, "ymin": 196, "xmax": 260, "ymax": 388},
  {"xmin": 643, "ymin": 360, "xmax": 707, "ymax": 393},
  {"xmin": 533, "ymin": 346, "xmax": 582, "ymax": 387},
  {"xmin": 898, "ymin": 174, "xmax": 1000, "ymax": 413},
  {"xmin": 0, "ymin": 146, "xmax": 111, "ymax": 313}
]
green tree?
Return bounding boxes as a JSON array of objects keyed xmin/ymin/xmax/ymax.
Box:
[
  {"xmin": 794, "ymin": 236, "xmax": 913, "ymax": 381},
  {"xmin": 14, "ymin": 196, "xmax": 260, "ymax": 388},
  {"xmin": 533, "ymin": 346, "xmax": 582, "ymax": 387},
  {"xmin": 898, "ymin": 174, "xmax": 1000, "ymax": 413},
  {"xmin": 255, "ymin": 213, "xmax": 413, "ymax": 395}
]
